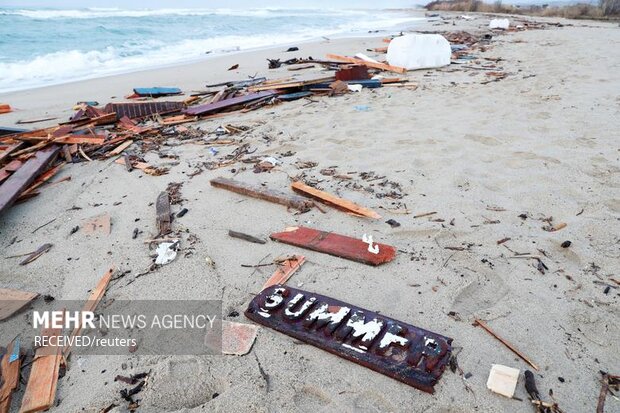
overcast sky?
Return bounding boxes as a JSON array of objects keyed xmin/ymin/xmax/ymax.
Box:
[{"xmin": 0, "ymin": 0, "xmax": 423, "ymax": 8}]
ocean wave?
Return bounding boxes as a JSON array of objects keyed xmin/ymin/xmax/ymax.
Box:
[
  {"xmin": 0, "ymin": 33, "xmax": 320, "ymax": 92},
  {"xmin": 0, "ymin": 7, "xmax": 363, "ymax": 20}
]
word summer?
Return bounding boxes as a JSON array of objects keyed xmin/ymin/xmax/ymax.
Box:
[{"xmin": 33, "ymin": 311, "xmax": 218, "ymax": 330}]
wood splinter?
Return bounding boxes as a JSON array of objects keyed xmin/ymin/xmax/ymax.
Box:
[{"xmin": 474, "ymin": 318, "xmax": 539, "ymax": 371}]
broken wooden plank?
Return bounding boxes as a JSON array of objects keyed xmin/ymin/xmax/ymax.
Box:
[
  {"xmin": 228, "ymin": 230, "xmax": 266, "ymax": 244},
  {"xmin": 16, "ymin": 116, "xmax": 58, "ymax": 125},
  {"xmin": 184, "ymin": 91, "xmax": 277, "ymax": 116},
  {"xmin": 105, "ymin": 101, "xmax": 184, "ymax": 120},
  {"xmin": 248, "ymin": 77, "xmax": 336, "ymax": 92},
  {"xmin": 19, "ymin": 318, "xmax": 63, "ymax": 413},
  {"xmin": 63, "ymin": 267, "xmax": 114, "ymax": 358},
  {"xmin": 270, "ymin": 226, "xmax": 396, "ymax": 266},
  {"xmin": 0, "ymin": 160, "xmax": 23, "ymax": 184},
  {"xmin": 108, "ymin": 140, "xmax": 133, "ymax": 156},
  {"xmin": 156, "ymin": 191, "xmax": 171, "ymax": 236},
  {"xmin": 261, "ymin": 255, "xmax": 305, "ymax": 290},
  {"xmin": 52, "ymin": 135, "xmax": 105, "ymax": 145},
  {"xmin": 210, "ymin": 177, "xmax": 314, "ymax": 212},
  {"xmin": 474, "ymin": 319, "xmax": 539, "ymax": 370},
  {"xmin": 19, "ymin": 243, "xmax": 53, "ymax": 266},
  {"xmin": 0, "ymin": 337, "xmax": 21, "ymax": 413},
  {"xmin": 0, "ymin": 146, "xmax": 60, "ymax": 216},
  {"xmin": 326, "ymin": 54, "xmax": 407, "ymax": 74},
  {"xmin": 0, "ymin": 288, "xmax": 39, "ymax": 321},
  {"xmin": 291, "ymin": 181, "xmax": 381, "ymax": 219},
  {"xmin": 0, "ymin": 142, "xmax": 26, "ymax": 163}
]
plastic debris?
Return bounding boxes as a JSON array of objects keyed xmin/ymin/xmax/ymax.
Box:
[
  {"xmin": 489, "ymin": 19, "xmax": 510, "ymax": 29},
  {"xmin": 487, "ymin": 364, "xmax": 520, "ymax": 398},
  {"xmin": 155, "ymin": 241, "xmax": 178, "ymax": 265}
]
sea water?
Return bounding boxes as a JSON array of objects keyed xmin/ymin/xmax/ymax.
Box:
[{"xmin": 0, "ymin": 7, "xmax": 422, "ymax": 93}]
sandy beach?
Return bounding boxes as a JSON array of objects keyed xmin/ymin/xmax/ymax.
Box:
[{"xmin": 1, "ymin": 10, "xmax": 619, "ymax": 413}]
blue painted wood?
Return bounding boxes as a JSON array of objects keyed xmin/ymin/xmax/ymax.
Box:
[{"xmin": 133, "ymin": 87, "xmax": 182, "ymax": 96}]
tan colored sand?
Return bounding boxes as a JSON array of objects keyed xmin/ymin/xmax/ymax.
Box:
[{"xmin": 0, "ymin": 11, "xmax": 618, "ymax": 413}]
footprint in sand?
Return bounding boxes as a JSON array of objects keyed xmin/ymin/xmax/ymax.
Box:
[
  {"xmin": 464, "ymin": 134, "xmax": 503, "ymax": 146},
  {"xmin": 293, "ymin": 385, "xmax": 332, "ymax": 412},
  {"xmin": 353, "ymin": 391, "xmax": 397, "ymax": 413},
  {"xmin": 452, "ymin": 272, "xmax": 510, "ymax": 316}
]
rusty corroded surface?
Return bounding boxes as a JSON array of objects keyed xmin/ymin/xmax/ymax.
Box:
[{"xmin": 245, "ymin": 285, "xmax": 453, "ymax": 393}]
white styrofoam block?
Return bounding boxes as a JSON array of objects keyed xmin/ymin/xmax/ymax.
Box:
[
  {"xmin": 487, "ymin": 364, "xmax": 520, "ymax": 398},
  {"xmin": 386, "ymin": 34, "xmax": 451, "ymax": 70},
  {"xmin": 489, "ymin": 18, "xmax": 510, "ymax": 29}
]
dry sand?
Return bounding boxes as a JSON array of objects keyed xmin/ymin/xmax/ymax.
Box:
[{"xmin": 0, "ymin": 11, "xmax": 619, "ymax": 413}]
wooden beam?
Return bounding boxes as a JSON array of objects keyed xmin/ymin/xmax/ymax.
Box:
[
  {"xmin": 0, "ymin": 146, "xmax": 59, "ymax": 216},
  {"xmin": 326, "ymin": 54, "xmax": 406, "ymax": 74},
  {"xmin": 270, "ymin": 226, "xmax": 396, "ymax": 266},
  {"xmin": 210, "ymin": 177, "xmax": 314, "ymax": 213},
  {"xmin": 291, "ymin": 181, "xmax": 381, "ymax": 219}
]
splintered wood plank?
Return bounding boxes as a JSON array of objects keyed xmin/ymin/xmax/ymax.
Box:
[
  {"xmin": 0, "ymin": 337, "xmax": 21, "ymax": 413},
  {"xmin": 0, "ymin": 146, "xmax": 60, "ymax": 216},
  {"xmin": 156, "ymin": 191, "xmax": 171, "ymax": 236},
  {"xmin": 270, "ymin": 226, "xmax": 396, "ymax": 266},
  {"xmin": 0, "ymin": 288, "xmax": 39, "ymax": 321},
  {"xmin": 291, "ymin": 181, "xmax": 381, "ymax": 219},
  {"xmin": 19, "ymin": 321, "xmax": 63, "ymax": 413},
  {"xmin": 64, "ymin": 267, "xmax": 114, "ymax": 358},
  {"xmin": 261, "ymin": 255, "xmax": 305, "ymax": 290},
  {"xmin": 326, "ymin": 54, "xmax": 406, "ymax": 74},
  {"xmin": 210, "ymin": 177, "xmax": 314, "ymax": 212},
  {"xmin": 108, "ymin": 140, "xmax": 133, "ymax": 156},
  {"xmin": 184, "ymin": 91, "xmax": 277, "ymax": 116}
]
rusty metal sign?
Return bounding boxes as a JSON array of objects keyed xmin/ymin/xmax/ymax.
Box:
[{"xmin": 245, "ymin": 285, "xmax": 453, "ymax": 393}]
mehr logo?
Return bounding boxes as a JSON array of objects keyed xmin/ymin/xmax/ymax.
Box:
[{"xmin": 33, "ymin": 311, "xmax": 95, "ymax": 329}]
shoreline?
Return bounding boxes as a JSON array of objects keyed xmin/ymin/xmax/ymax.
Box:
[{"xmin": 0, "ymin": 8, "xmax": 426, "ymax": 95}]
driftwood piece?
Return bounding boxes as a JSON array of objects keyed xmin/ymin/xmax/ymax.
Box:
[
  {"xmin": 210, "ymin": 177, "xmax": 314, "ymax": 212},
  {"xmin": 156, "ymin": 191, "xmax": 171, "ymax": 236},
  {"xmin": 228, "ymin": 230, "xmax": 266, "ymax": 244},
  {"xmin": 19, "ymin": 243, "xmax": 53, "ymax": 266}
]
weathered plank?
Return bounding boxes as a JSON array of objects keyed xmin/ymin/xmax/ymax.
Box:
[
  {"xmin": 291, "ymin": 181, "xmax": 381, "ymax": 219},
  {"xmin": 0, "ymin": 146, "xmax": 59, "ymax": 216},
  {"xmin": 156, "ymin": 191, "xmax": 171, "ymax": 236},
  {"xmin": 270, "ymin": 226, "xmax": 396, "ymax": 266},
  {"xmin": 105, "ymin": 102, "xmax": 184, "ymax": 120},
  {"xmin": 0, "ymin": 288, "xmax": 39, "ymax": 321},
  {"xmin": 210, "ymin": 177, "xmax": 314, "ymax": 212},
  {"xmin": 184, "ymin": 91, "xmax": 277, "ymax": 116},
  {"xmin": 19, "ymin": 321, "xmax": 63, "ymax": 413}
]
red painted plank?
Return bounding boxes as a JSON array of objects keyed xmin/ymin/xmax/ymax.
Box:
[
  {"xmin": 184, "ymin": 91, "xmax": 276, "ymax": 116},
  {"xmin": 0, "ymin": 146, "xmax": 60, "ymax": 216},
  {"xmin": 270, "ymin": 226, "xmax": 396, "ymax": 266}
]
